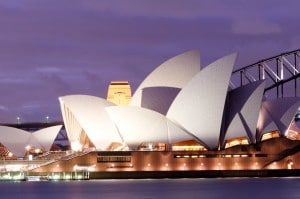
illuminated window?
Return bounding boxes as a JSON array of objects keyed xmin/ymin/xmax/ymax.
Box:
[
  {"xmin": 172, "ymin": 140, "xmax": 207, "ymax": 151},
  {"xmin": 261, "ymin": 131, "xmax": 280, "ymax": 141},
  {"xmin": 225, "ymin": 136, "xmax": 249, "ymax": 149},
  {"xmin": 137, "ymin": 142, "xmax": 168, "ymax": 151}
]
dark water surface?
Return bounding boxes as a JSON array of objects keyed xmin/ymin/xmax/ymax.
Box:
[{"xmin": 0, "ymin": 178, "xmax": 299, "ymax": 199}]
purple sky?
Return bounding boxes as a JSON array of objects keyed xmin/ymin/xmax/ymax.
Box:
[{"xmin": 0, "ymin": 0, "xmax": 299, "ymax": 123}]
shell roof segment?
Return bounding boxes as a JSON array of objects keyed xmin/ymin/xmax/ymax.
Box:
[
  {"xmin": 222, "ymin": 81, "xmax": 265, "ymax": 145},
  {"xmin": 105, "ymin": 106, "xmax": 196, "ymax": 148},
  {"xmin": 59, "ymin": 95, "xmax": 122, "ymax": 150},
  {"xmin": 0, "ymin": 125, "xmax": 62, "ymax": 157},
  {"xmin": 130, "ymin": 50, "xmax": 200, "ymax": 107},
  {"xmin": 167, "ymin": 53, "xmax": 237, "ymax": 149}
]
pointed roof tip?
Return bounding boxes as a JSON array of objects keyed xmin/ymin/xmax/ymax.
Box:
[
  {"xmin": 220, "ymin": 52, "xmax": 238, "ymax": 71},
  {"xmin": 145, "ymin": 48, "xmax": 200, "ymax": 71},
  {"xmin": 239, "ymin": 79, "xmax": 266, "ymax": 89},
  {"xmin": 258, "ymin": 79, "xmax": 266, "ymax": 87},
  {"xmin": 162, "ymin": 49, "xmax": 201, "ymax": 66},
  {"xmin": 177, "ymin": 49, "xmax": 200, "ymax": 55},
  {"xmin": 226, "ymin": 52, "xmax": 238, "ymax": 58},
  {"xmin": 220, "ymin": 52, "xmax": 238, "ymax": 66},
  {"xmin": 230, "ymin": 52, "xmax": 238, "ymax": 57},
  {"xmin": 204, "ymin": 52, "xmax": 238, "ymax": 68},
  {"xmin": 223, "ymin": 52, "xmax": 238, "ymax": 63},
  {"xmin": 232, "ymin": 52, "xmax": 238, "ymax": 64},
  {"xmin": 190, "ymin": 49, "xmax": 200, "ymax": 55}
]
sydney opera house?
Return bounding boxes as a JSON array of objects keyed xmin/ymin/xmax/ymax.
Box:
[{"xmin": 0, "ymin": 50, "xmax": 300, "ymax": 179}]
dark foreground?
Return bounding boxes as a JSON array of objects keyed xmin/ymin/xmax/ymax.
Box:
[
  {"xmin": 0, "ymin": 177, "xmax": 299, "ymax": 199},
  {"xmin": 89, "ymin": 169, "xmax": 300, "ymax": 179}
]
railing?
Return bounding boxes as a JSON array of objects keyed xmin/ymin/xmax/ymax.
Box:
[{"xmin": 59, "ymin": 148, "xmax": 94, "ymax": 161}]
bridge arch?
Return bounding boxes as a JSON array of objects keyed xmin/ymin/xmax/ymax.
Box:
[{"xmin": 231, "ymin": 49, "xmax": 300, "ymax": 98}]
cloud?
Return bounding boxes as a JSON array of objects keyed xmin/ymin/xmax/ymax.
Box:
[
  {"xmin": 0, "ymin": 77, "xmax": 31, "ymax": 84},
  {"xmin": 80, "ymin": 0, "xmax": 219, "ymax": 19},
  {"xmin": 0, "ymin": 105, "xmax": 8, "ymax": 112},
  {"xmin": 36, "ymin": 66, "xmax": 63, "ymax": 74},
  {"xmin": 21, "ymin": 102, "xmax": 43, "ymax": 110},
  {"xmin": 232, "ymin": 18, "xmax": 282, "ymax": 35}
]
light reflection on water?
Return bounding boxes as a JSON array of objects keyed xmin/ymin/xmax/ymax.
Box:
[{"xmin": 0, "ymin": 177, "xmax": 300, "ymax": 199}]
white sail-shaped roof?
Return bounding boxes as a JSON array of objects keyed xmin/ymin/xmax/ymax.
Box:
[
  {"xmin": 223, "ymin": 81, "xmax": 265, "ymax": 145},
  {"xmin": 166, "ymin": 120, "xmax": 201, "ymax": 144},
  {"xmin": 105, "ymin": 106, "xmax": 195, "ymax": 148},
  {"xmin": 31, "ymin": 125, "xmax": 62, "ymax": 151},
  {"xmin": 167, "ymin": 53, "xmax": 237, "ymax": 149},
  {"xmin": 59, "ymin": 95, "xmax": 122, "ymax": 150},
  {"xmin": 258, "ymin": 97, "xmax": 300, "ymax": 140},
  {"xmin": 0, "ymin": 126, "xmax": 31, "ymax": 157},
  {"xmin": 130, "ymin": 50, "xmax": 200, "ymax": 107}
]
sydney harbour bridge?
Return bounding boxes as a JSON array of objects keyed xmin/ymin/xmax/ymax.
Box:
[
  {"xmin": 2, "ymin": 49, "xmax": 300, "ymax": 145},
  {"xmin": 231, "ymin": 49, "xmax": 299, "ymax": 98}
]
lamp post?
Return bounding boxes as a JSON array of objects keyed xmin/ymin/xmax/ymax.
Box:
[
  {"xmin": 16, "ymin": 117, "xmax": 21, "ymax": 125},
  {"xmin": 45, "ymin": 116, "xmax": 50, "ymax": 123}
]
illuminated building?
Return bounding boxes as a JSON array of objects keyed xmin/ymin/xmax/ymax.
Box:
[
  {"xmin": 49, "ymin": 50, "xmax": 300, "ymax": 178},
  {"xmin": 59, "ymin": 51, "xmax": 300, "ymax": 152},
  {"xmin": 0, "ymin": 50, "xmax": 300, "ymax": 179},
  {"xmin": 107, "ymin": 81, "xmax": 132, "ymax": 105}
]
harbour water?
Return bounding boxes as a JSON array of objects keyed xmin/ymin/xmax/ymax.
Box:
[{"xmin": 0, "ymin": 177, "xmax": 299, "ymax": 199}]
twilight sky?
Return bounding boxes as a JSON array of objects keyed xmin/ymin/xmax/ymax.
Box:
[{"xmin": 0, "ymin": 0, "xmax": 299, "ymax": 123}]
